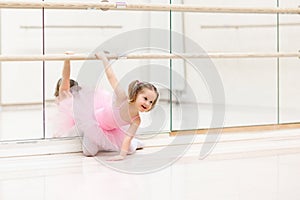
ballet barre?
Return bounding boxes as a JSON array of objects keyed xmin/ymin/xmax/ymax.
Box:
[
  {"xmin": 0, "ymin": 52, "xmax": 300, "ymax": 61},
  {"xmin": 0, "ymin": 1, "xmax": 300, "ymax": 14}
]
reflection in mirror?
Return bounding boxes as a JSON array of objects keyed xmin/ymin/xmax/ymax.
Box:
[
  {"xmin": 171, "ymin": 0, "xmax": 278, "ymax": 130},
  {"xmin": 0, "ymin": 8, "xmax": 43, "ymax": 141},
  {"xmin": 279, "ymin": 2, "xmax": 300, "ymax": 123},
  {"xmin": 44, "ymin": 5, "xmax": 170, "ymax": 139}
]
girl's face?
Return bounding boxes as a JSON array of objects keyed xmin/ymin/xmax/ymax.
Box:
[{"xmin": 134, "ymin": 88, "xmax": 157, "ymax": 112}]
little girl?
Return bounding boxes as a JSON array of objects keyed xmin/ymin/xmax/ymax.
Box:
[{"xmin": 54, "ymin": 51, "xmax": 159, "ymax": 161}]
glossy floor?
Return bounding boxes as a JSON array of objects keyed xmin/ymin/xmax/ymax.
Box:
[{"xmin": 1, "ymin": 129, "xmax": 300, "ymax": 200}]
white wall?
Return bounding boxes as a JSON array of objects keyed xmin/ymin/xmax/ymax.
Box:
[
  {"xmin": 0, "ymin": 0, "xmax": 299, "ymax": 127},
  {"xmin": 278, "ymin": 0, "xmax": 300, "ymax": 122},
  {"xmin": 180, "ymin": 0, "xmax": 278, "ymax": 108},
  {"xmin": 0, "ymin": 0, "xmax": 171, "ymax": 104},
  {"xmin": 1, "ymin": 8, "xmax": 43, "ymax": 104},
  {"xmin": 170, "ymin": 0, "xmax": 299, "ymax": 127}
]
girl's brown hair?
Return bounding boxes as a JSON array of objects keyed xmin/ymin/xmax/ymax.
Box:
[
  {"xmin": 128, "ymin": 80, "xmax": 159, "ymax": 111},
  {"xmin": 54, "ymin": 78, "xmax": 79, "ymax": 97}
]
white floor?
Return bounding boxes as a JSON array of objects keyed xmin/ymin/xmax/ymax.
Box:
[{"xmin": 1, "ymin": 129, "xmax": 300, "ymax": 200}]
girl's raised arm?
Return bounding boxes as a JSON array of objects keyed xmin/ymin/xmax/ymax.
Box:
[
  {"xmin": 95, "ymin": 52, "xmax": 126, "ymax": 100},
  {"xmin": 58, "ymin": 51, "xmax": 73, "ymax": 98}
]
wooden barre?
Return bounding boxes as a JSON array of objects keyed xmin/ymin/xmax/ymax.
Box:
[
  {"xmin": 0, "ymin": 52, "xmax": 299, "ymax": 61},
  {"xmin": 0, "ymin": 1, "xmax": 300, "ymax": 14}
]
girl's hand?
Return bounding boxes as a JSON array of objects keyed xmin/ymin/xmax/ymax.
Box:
[
  {"xmin": 95, "ymin": 51, "xmax": 109, "ymax": 61},
  {"xmin": 64, "ymin": 51, "xmax": 74, "ymax": 55},
  {"xmin": 107, "ymin": 155, "xmax": 125, "ymax": 161},
  {"xmin": 64, "ymin": 51, "xmax": 74, "ymax": 61}
]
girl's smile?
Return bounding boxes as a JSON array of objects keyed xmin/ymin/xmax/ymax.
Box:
[{"xmin": 134, "ymin": 88, "xmax": 158, "ymax": 112}]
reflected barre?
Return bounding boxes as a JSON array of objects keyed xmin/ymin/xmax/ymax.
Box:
[
  {"xmin": 0, "ymin": 1, "xmax": 300, "ymax": 14},
  {"xmin": 0, "ymin": 52, "xmax": 300, "ymax": 61}
]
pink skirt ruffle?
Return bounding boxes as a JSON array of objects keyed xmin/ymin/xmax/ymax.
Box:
[{"xmin": 52, "ymin": 86, "xmax": 143, "ymax": 154}]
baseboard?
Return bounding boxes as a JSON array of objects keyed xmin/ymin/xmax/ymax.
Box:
[
  {"xmin": 0, "ymin": 137, "xmax": 82, "ymax": 158},
  {"xmin": 171, "ymin": 123, "xmax": 300, "ymax": 136}
]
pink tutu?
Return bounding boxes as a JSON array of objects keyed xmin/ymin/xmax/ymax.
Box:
[
  {"xmin": 52, "ymin": 86, "xmax": 143, "ymax": 155},
  {"xmin": 52, "ymin": 93, "xmax": 77, "ymax": 138}
]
